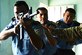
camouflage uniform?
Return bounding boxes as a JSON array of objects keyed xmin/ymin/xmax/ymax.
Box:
[
  {"xmin": 51, "ymin": 24, "xmax": 82, "ymax": 44},
  {"xmin": 51, "ymin": 19, "xmax": 80, "ymax": 55},
  {"xmin": 41, "ymin": 21, "xmax": 57, "ymax": 55}
]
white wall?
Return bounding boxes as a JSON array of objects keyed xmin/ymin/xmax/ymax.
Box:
[
  {"xmin": 0, "ymin": 0, "xmax": 16, "ymax": 55},
  {"xmin": 49, "ymin": 0, "xmax": 82, "ymax": 23}
]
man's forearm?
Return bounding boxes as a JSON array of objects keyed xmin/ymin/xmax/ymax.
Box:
[
  {"xmin": 51, "ymin": 26, "xmax": 82, "ymax": 41},
  {"xmin": 0, "ymin": 28, "xmax": 15, "ymax": 40},
  {"xmin": 24, "ymin": 25, "xmax": 43, "ymax": 50}
]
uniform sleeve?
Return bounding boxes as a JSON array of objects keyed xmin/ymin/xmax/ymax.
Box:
[
  {"xmin": 1, "ymin": 20, "xmax": 15, "ymax": 32},
  {"xmin": 50, "ymin": 25, "xmax": 82, "ymax": 43},
  {"xmin": 33, "ymin": 25, "xmax": 45, "ymax": 39}
]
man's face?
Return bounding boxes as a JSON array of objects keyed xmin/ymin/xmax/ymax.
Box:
[
  {"xmin": 63, "ymin": 11, "xmax": 75, "ymax": 24},
  {"xmin": 36, "ymin": 10, "xmax": 48, "ymax": 24},
  {"xmin": 14, "ymin": 5, "xmax": 28, "ymax": 20}
]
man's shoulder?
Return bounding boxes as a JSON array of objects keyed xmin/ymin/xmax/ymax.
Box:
[
  {"xmin": 48, "ymin": 21, "xmax": 55, "ymax": 24},
  {"xmin": 32, "ymin": 21, "xmax": 41, "ymax": 25},
  {"xmin": 56, "ymin": 19, "xmax": 64, "ymax": 25},
  {"xmin": 47, "ymin": 21, "xmax": 56, "ymax": 27},
  {"xmin": 73, "ymin": 21, "xmax": 80, "ymax": 25},
  {"xmin": 32, "ymin": 21, "xmax": 42, "ymax": 29},
  {"xmin": 73, "ymin": 21, "xmax": 80, "ymax": 23}
]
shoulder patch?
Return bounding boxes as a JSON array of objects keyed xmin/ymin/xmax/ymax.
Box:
[{"xmin": 32, "ymin": 21, "xmax": 41, "ymax": 25}]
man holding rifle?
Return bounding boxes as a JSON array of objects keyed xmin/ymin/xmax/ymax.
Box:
[{"xmin": 0, "ymin": 1, "xmax": 44, "ymax": 55}]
